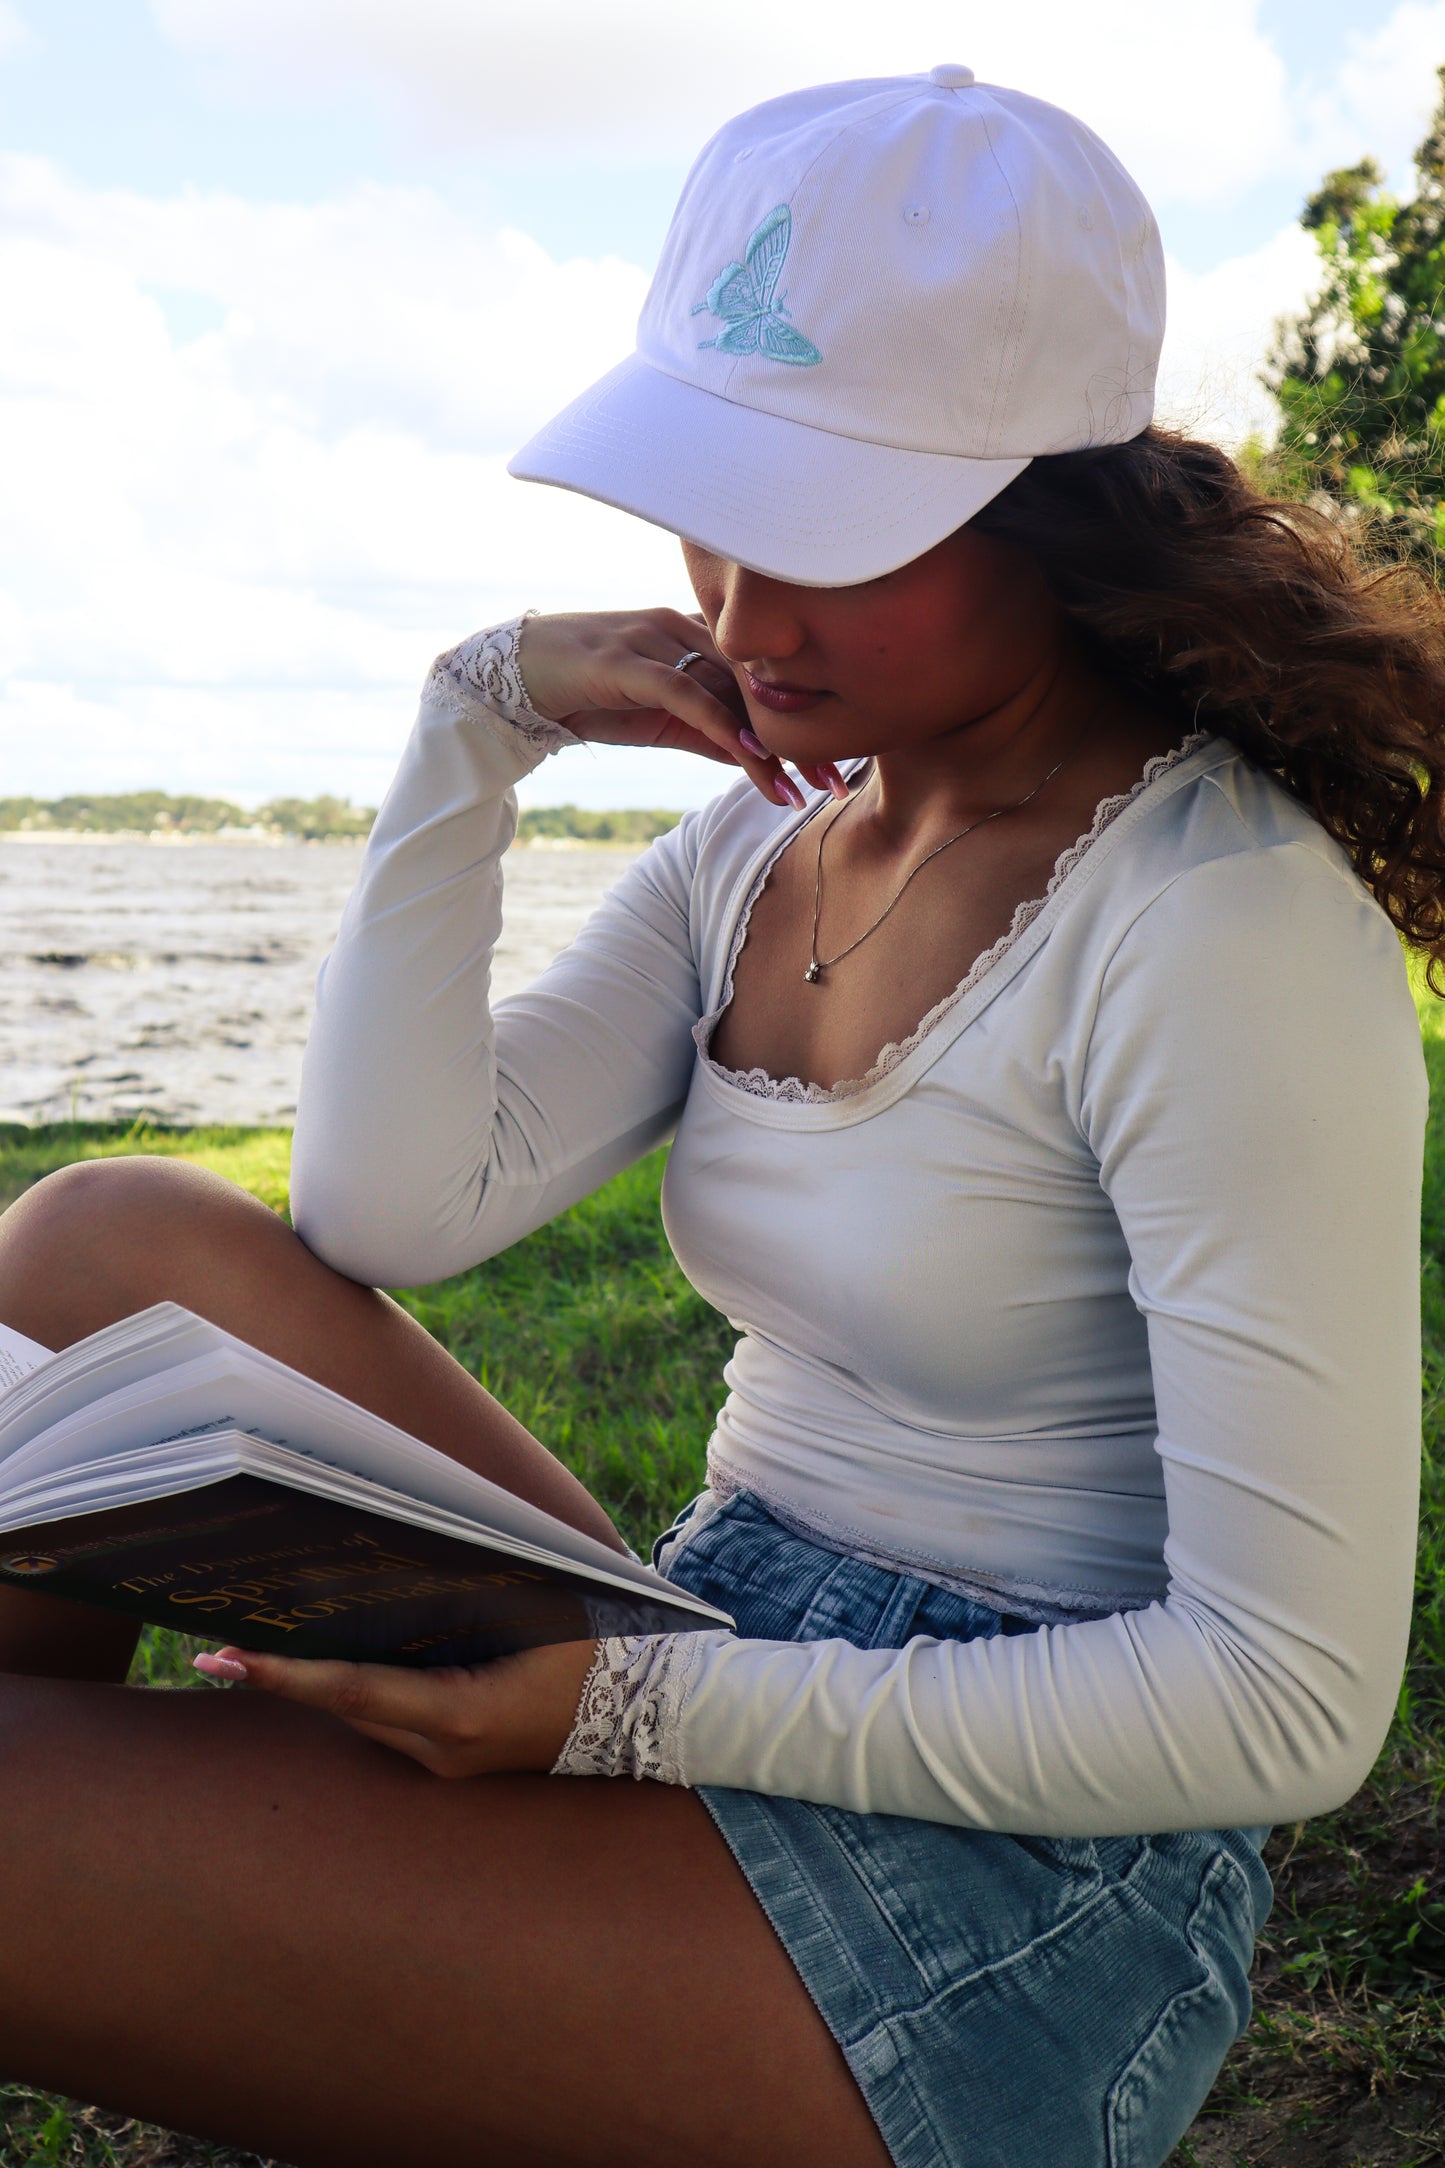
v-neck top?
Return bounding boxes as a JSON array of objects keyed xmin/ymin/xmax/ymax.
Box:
[{"xmin": 290, "ymin": 631, "xmax": 1426, "ymax": 1833}]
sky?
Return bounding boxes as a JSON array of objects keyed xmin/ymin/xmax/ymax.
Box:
[{"xmin": 0, "ymin": 0, "xmax": 1436, "ymax": 813}]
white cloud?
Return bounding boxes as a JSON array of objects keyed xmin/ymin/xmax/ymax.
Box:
[
  {"xmin": 1157, "ymin": 222, "xmax": 1321, "ymax": 448},
  {"xmin": 1306, "ymin": 2, "xmax": 1445, "ymax": 193},
  {"xmin": 149, "ymin": 0, "xmax": 1445, "ymax": 231},
  {"xmin": 153, "ymin": 0, "xmax": 1295, "ymax": 210},
  {"xmin": 1, "ymin": 158, "xmax": 648, "ymax": 451},
  {"xmin": 0, "ymin": 154, "xmax": 704, "ymax": 806}
]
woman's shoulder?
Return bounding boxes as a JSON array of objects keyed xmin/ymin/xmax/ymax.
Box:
[
  {"xmin": 1180, "ymin": 737, "xmax": 1356, "ymax": 861},
  {"xmin": 1026, "ymin": 736, "xmax": 1422, "ymax": 1098},
  {"xmin": 1075, "ymin": 736, "xmax": 1419, "ymax": 1045},
  {"xmin": 1076, "ymin": 735, "xmax": 1391, "ymax": 951}
]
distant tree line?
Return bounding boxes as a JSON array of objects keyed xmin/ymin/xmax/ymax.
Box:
[
  {"xmin": 0, "ymin": 792, "xmax": 375, "ymax": 840},
  {"xmin": 515, "ymin": 805, "xmax": 682, "ymax": 844},
  {"xmin": 0, "ymin": 794, "xmax": 684, "ymax": 845}
]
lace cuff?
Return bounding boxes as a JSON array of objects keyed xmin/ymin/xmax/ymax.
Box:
[
  {"xmin": 424, "ymin": 613, "xmax": 580, "ymax": 758},
  {"xmin": 550, "ymin": 1632, "xmax": 715, "ymax": 1784}
]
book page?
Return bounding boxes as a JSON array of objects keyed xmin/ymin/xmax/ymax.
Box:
[
  {"xmin": 0, "ymin": 1319, "xmax": 53, "ymax": 1393},
  {"xmin": 0, "ymin": 1305, "xmax": 701, "ymax": 1605}
]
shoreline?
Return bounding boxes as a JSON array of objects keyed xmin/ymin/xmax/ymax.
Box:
[{"xmin": 0, "ymin": 830, "xmax": 646, "ymax": 851}]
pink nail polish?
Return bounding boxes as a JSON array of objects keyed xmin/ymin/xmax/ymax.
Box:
[
  {"xmin": 194, "ymin": 1652, "xmax": 249, "ymax": 1682},
  {"xmin": 739, "ymin": 727, "xmax": 768, "ymax": 757},
  {"xmin": 825, "ymin": 767, "xmax": 850, "ymax": 801},
  {"xmin": 774, "ymin": 776, "xmax": 806, "ymax": 810}
]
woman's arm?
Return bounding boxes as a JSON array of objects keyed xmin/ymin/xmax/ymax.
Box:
[
  {"xmin": 562, "ymin": 841, "xmax": 1426, "ymax": 1834},
  {"xmin": 289, "ymin": 626, "xmax": 708, "ymax": 1288}
]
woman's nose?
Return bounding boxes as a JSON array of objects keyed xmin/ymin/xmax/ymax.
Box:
[{"xmin": 713, "ymin": 565, "xmax": 807, "ymax": 666}]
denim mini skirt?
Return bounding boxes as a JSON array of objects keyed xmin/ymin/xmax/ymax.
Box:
[{"xmin": 654, "ymin": 1488, "xmax": 1273, "ymax": 2168}]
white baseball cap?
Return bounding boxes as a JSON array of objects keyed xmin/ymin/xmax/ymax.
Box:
[{"xmin": 509, "ymin": 67, "xmax": 1165, "ymax": 587}]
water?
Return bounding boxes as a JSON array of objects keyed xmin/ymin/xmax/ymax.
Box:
[{"xmin": 0, "ymin": 839, "xmax": 642, "ymax": 1128}]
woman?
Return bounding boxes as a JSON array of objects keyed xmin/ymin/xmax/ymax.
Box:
[{"xmin": 0, "ymin": 68, "xmax": 1433, "ymax": 2168}]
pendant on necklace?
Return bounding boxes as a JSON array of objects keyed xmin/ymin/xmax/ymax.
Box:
[{"xmin": 804, "ymin": 962, "xmax": 821, "ymax": 984}]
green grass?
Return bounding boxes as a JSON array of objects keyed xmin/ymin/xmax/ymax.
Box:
[
  {"xmin": 395, "ymin": 1153, "xmax": 731, "ymax": 1555},
  {"xmin": 0, "ymin": 1032, "xmax": 1442, "ymax": 2161},
  {"xmin": 0, "ymin": 1123, "xmax": 292, "ymax": 1221}
]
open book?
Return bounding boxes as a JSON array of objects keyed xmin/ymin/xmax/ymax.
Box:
[{"xmin": 0, "ymin": 1306, "xmax": 732, "ymax": 1665}]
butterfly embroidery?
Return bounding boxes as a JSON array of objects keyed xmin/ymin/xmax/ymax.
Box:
[{"xmin": 690, "ymin": 205, "xmax": 822, "ymax": 366}]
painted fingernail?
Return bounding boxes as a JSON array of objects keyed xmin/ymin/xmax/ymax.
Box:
[
  {"xmin": 738, "ymin": 727, "xmax": 768, "ymax": 757},
  {"xmin": 823, "ymin": 765, "xmax": 850, "ymax": 801},
  {"xmin": 773, "ymin": 775, "xmax": 806, "ymax": 810},
  {"xmin": 194, "ymin": 1652, "xmax": 248, "ymax": 1682}
]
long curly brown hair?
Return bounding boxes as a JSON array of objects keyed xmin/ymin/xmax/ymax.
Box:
[{"xmin": 970, "ymin": 426, "xmax": 1445, "ymax": 989}]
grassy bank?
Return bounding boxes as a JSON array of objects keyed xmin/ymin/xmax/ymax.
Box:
[{"xmin": 0, "ymin": 1033, "xmax": 1441, "ymax": 2162}]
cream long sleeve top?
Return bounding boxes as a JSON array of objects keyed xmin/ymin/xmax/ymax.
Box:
[{"xmin": 290, "ymin": 625, "xmax": 1427, "ymax": 1836}]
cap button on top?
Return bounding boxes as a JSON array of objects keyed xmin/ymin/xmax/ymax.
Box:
[{"xmin": 929, "ymin": 62, "xmax": 975, "ymax": 88}]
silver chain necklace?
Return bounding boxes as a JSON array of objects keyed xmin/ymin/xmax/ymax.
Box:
[{"xmin": 804, "ymin": 731, "xmax": 1089, "ymax": 986}]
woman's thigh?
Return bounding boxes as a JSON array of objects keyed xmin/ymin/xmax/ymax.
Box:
[
  {"xmin": 0, "ymin": 1672, "xmax": 892, "ymax": 2168},
  {"xmin": 0, "ymin": 1155, "xmax": 628, "ymax": 1682}
]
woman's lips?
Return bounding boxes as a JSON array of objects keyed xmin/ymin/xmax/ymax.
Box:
[{"xmin": 742, "ymin": 668, "xmax": 828, "ymax": 713}]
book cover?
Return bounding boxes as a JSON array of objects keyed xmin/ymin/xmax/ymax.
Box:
[{"xmin": 0, "ymin": 1474, "xmax": 700, "ymax": 1666}]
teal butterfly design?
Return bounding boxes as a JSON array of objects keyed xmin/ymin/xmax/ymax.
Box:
[{"xmin": 690, "ymin": 205, "xmax": 822, "ymax": 366}]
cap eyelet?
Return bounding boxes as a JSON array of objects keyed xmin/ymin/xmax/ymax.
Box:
[{"xmin": 904, "ymin": 204, "xmax": 931, "ymax": 226}]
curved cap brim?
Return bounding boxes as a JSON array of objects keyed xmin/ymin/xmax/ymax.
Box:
[{"xmin": 507, "ymin": 355, "xmax": 1031, "ymax": 588}]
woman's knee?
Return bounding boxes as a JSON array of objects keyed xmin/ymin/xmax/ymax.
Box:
[{"xmin": 0, "ymin": 1157, "xmax": 285, "ymax": 1345}]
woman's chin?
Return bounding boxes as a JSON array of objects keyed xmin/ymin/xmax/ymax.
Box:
[
  {"xmin": 744, "ymin": 712, "xmax": 875, "ymax": 767},
  {"xmin": 772, "ymin": 736, "xmax": 874, "ymax": 771}
]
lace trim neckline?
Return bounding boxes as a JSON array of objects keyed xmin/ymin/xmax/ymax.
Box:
[{"xmin": 695, "ymin": 733, "xmax": 1210, "ymax": 1106}]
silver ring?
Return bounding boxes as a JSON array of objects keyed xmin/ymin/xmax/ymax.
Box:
[{"xmin": 673, "ymin": 650, "xmax": 705, "ymax": 674}]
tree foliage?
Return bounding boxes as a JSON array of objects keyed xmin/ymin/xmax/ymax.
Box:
[
  {"xmin": 515, "ymin": 804, "xmax": 681, "ymax": 845},
  {"xmin": 0, "ymin": 791, "xmax": 376, "ymax": 839},
  {"xmin": 1261, "ymin": 66, "xmax": 1445, "ymax": 563},
  {"xmin": 0, "ymin": 794, "xmax": 684, "ymax": 845},
  {"xmin": 253, "ymin": 794, "xmax": 374, "ymax": 840}
]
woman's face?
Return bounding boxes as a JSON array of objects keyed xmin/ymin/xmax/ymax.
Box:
[{"xmin": 681, "ymin": 525, "xmax": 1066, "ymax": 766}]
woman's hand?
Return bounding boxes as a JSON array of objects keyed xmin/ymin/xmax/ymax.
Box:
[
  {"xmin": 193, "ymin": 1637, "xmax": 599, "ymax": 1778},
  {"xmin": 518, "ymin": 609, "xmax": 846, "ymax": 808}
]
